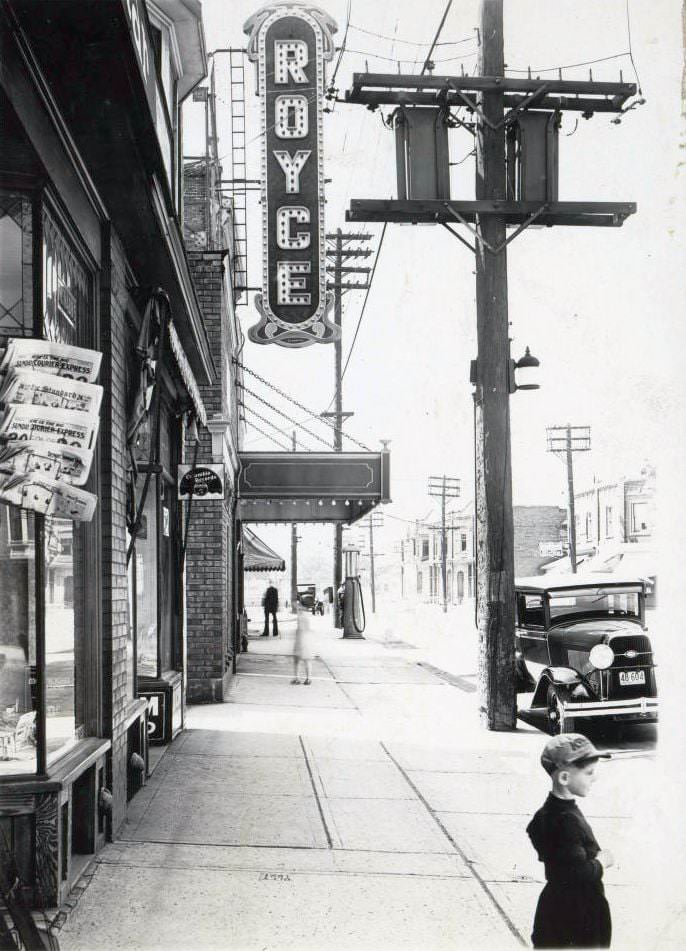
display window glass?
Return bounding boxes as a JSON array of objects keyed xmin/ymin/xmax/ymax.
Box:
[
  {"xmin": 125, "ymin": 526, "xmax": 136, "ymax": 700},
  {"xmin": 0, "ymin": 190, "xmax": 37, "ymax": 775},
  {"xmin": 42, "ymin": 204, "xmax": 91, "ymax": 765},
  {"xmin": 1, "ymin": 179, "xmax": 97, "ymax": 775},
  {"xmin": 0, "ymin": 507, "xmax": 38, "ymax": 775},
  {"xmin": 135, "ymin": 476, "xmax": 158, "ymax": 678}
]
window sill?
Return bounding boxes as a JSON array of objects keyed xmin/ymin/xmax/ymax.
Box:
[{"xmin": 0, "ymin": 738, "xmax": 110, "ymax": 794}]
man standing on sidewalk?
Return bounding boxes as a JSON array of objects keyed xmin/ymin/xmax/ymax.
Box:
[{"xmin": 261, "ymin": 581, "xmax": 279, "ymax": 637}]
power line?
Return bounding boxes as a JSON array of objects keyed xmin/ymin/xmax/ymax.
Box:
[
  {"xmin": 241, "ymin": 415, "xmax": 291, "ymax": 452},
  {"xmin": 348, "ymin": 22, "xmax": 478, "ymax": 48},
  {"xmin": 341, "ymin": 222, "xmax": 388, "ymax": 380},
  {"xmin": 343, "ymin": 47, "xmax": 477, "ymax": 66},
  {"xmin": 240, "ymin": 402, "xmax": 315, "ymax": 451},
  {"xmin": 504, "ymin": 51, "xmax": 630, "ymax": 74},
  {"xmin": 329, "ymin": 0, "xmax": 351, "ymax": 90},
  {"xmin": 238, "ymin": 383, "xmax": 343, "ymax": 450},
  {"xmin": 234, "ymin": 360, "xmax": 372, "ymax": 451},
  {"xmin": 625, "ymin": 0, "xmax": 643, "ymax": 94}
]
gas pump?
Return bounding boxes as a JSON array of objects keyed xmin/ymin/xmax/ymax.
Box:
[{"xmin": 340, "ymin": 546, "xmax": 365, "ymax": 639}]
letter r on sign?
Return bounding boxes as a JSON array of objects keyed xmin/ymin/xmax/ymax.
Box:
[{"xmin": 274, "ymin": 40, "xmax": 308, "ymax": 84}]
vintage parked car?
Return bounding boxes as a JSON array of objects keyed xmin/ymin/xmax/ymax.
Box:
[
  {"xmin": 515, "ymin": 573, "xmax": 658, "ymax": 735},
  {"xmin": 296, "ymin": 584, "xmax": 324, "ymax": 615}
]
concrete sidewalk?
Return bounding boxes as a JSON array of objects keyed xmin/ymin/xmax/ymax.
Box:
[{"xmin": 58, "ymin": 613, "xmax": 666, "ymax": 951}]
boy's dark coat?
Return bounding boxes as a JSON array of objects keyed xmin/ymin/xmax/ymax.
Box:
[{"xmin": 527, "ymin": 793, "xmax": 612, "ymax": 948}]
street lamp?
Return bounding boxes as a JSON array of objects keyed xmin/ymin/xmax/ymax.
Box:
[{"xmin": 508, "ymin": 345, "xmax": 540, "ymax": 393}]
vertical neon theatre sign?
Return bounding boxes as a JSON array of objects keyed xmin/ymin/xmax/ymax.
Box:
[{"xmin": 244, "ymin": 3, "xmax": 338, "ymax": 347}]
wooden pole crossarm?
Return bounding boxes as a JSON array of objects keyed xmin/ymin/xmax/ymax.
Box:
[
  {"xmin": 348, "ymin": 88, "xmax": 627, "ymax": 113},
  {"xmin": 325, "ymin": 266, "xmax": 372, "ymax": 274},
  {"xmin": 346, "ymin": 199, "xmax": 636, "ymax": 227},
  {"xmin": 325, "ymin": 249, "xmax": 374, "ymax": 259},
  {"xmin": 347, "ymin": 72, "xmax": 636, "ymax": 100},
  {"xmin": 327, "ymin": 283, "xmax": 372, "ymax": 290}
]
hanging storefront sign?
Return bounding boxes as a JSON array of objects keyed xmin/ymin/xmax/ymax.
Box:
[
  {"xmin": 177, "ymin": 463, "xmax": 225, "ymax": 500},
  {"xmin": 244, "ymin": 3, "xmax": 338, "ymax": 348}
]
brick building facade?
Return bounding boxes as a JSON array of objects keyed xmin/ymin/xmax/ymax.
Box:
[
  {"xmin": 0, "ymin": 0, "xmax": 229, "ymax": 914},
  {"xmin": 183, "ymin": 249, "xmax": 241, "ymax": 702}
]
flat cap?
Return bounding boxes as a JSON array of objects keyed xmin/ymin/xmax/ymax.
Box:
[{"xmin": 541, "ymin": 734, "xmax": 611, "ymax": 775}]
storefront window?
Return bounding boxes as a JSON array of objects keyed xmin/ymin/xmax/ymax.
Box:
[
  {"xmin": 41, "ymin": 205, "xmax": 90, "ymax": 764},
  {"xmin": 44, "ymin": 516, "xmax": 78, "ymax": 765},
  {"xmin": 0, "ymin": 507, "xmax": 37, "ymax": 775},
  {"xmin": 126, "ymin": 528, "xmax": 135, "ymax": 700},
  {"xmin": 0, "ymin": 191, "xmax": 32, "ymax": 338},
  {"xmin": 0, "ymin": 190, "xmax": 36, "ymax": 774},
  {"xmin": 135, "ymin": 478, "xmax": 158, "ymax": 678}
]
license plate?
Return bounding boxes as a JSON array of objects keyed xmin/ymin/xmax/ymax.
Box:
[{"xmin": 619, "ymin": 670, "xmax": 646, "ymax": 686}]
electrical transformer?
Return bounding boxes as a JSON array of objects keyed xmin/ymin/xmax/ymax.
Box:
[
  {"xmin": 506, "ymin": 111, "xmax": 560, "ymax": 202},
  {"xmin": 393, "ymin": 107, "xmax": 451, "ymax": 201}
]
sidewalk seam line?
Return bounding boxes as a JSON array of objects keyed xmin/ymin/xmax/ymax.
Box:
[
  {"xmin": 299, "ymin": 736, "xmax": 334, "ymax": 849},
  {"xmin": 380, "ymin": 741, "xmax": 528, "ymax": 948}
]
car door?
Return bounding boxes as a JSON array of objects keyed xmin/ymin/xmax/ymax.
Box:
[{"xmin": 516, "ymin": 592, "xmax": 550, "ymax": 678}]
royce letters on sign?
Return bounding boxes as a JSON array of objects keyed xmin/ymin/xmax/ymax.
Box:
[{"xmin": 244, "ymin": 3, "xmax": 338, "ymax": 347}]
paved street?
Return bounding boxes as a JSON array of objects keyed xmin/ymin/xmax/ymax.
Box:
[{"xmin": 58, "ymin": 608, "xmax": 669, "ymax": 951}]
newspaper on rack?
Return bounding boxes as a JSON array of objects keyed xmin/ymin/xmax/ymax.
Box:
[
  {"xmin": 0, "ymin": 338, "xmax": 102, "ymax": 383},
  {"xmin": 0, "ymin": 403, "xmax": 99, "ymax": 450},
  {"xmin": 0, "ymin": 441, "xmax": 93, "ymax": 486},
  {"xmin": 0, "ymin": 472, "xmax": 97, "ymax": 521},
  {"xmin": 0, "ymin": 369, "xmax": 103, "ymax": 415}
]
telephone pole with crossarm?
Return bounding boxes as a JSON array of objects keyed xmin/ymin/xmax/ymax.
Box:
[{"xmin": 342, "ymin": 0, "xmax": 637, "ymax": 728}]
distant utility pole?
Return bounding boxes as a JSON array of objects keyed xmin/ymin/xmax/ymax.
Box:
[
  {"xmin": 546, "ymin": 425, "xmax": 591, "ymax": 573},
  {"xmin": 363, "ymin": 510, "xmax": 384, "ymax": 613},
  {"xmin": 324, "ymin": 228, "xmax": 372, "ymax": 626},
  {"xmin": 428, "ymin": 476, "xmax": 461, "ymax": 612}
]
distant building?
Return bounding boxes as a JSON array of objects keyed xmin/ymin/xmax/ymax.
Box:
[
  {"xmin": 574, "ymin": 464, "xmax": 655, "ymax": 552},
  {"xmin": 401, "ymin": 502, "xmax": 566, "ymax": 605}
]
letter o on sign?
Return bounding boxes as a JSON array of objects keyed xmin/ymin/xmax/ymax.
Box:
[{"xmin": 275, "ymin": 95, "xmax": 309, "ymax": 139}]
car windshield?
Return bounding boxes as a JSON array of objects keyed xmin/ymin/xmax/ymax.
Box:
[{"xmin": 548, "ymin": 586, "xmax": 641, "ymax": 622}]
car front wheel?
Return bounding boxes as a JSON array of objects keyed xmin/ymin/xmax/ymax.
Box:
[{"xmin": 546, "ymin": 684, "xmax": 575, "ymax": 736}]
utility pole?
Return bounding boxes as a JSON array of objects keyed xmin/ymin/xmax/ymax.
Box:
[
  {"xmin": 342, "ymin": 0, "xmax": 635, "ymax": 729},
  {"xmin": 325, "ymin": 228, "xmax": 372, "ymax": 627},
  {"xmin": 473, "ymin": 0, "xmax": 515, "ymax": 729},
  {"xmin": 428, "ymin": 476, "xmax": 461, "ymax": 613},
  {"xmin": 546, "ymin": 425, "xmax": 591, "ymax": 573},
  {"xmin": 364, "ymin": 510, "xmax": 384, "ymax": 613},
  {"xmin": 290, "ymin": 431, "xmax": 298, "ymax": 612}
]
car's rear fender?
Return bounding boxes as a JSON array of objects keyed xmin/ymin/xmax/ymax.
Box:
[{"xmin": 531, "ymin": 667, "xmax": 583, "ymax": 707}]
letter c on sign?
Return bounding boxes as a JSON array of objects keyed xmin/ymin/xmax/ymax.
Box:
[{"xmin": 276, "ymin": 207, "xmax": 311, "ymax": 250}]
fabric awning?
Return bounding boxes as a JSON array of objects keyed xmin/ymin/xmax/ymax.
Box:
[{"xmin": 242, "ymin": 527, "xmax": 285, "ymax": 572}]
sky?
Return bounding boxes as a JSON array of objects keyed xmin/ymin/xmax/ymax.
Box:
[{"xmin": 183, "ymin": 0, "xmax": 685, "ymax": 577}]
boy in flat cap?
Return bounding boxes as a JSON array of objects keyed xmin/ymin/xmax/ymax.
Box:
[{"xmin": 527, "ymin": 734, "xmax": 614, "ymax": 948}]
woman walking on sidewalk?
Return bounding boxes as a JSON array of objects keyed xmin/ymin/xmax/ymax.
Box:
[{"xmin": 292, "ymin": 604, "xmax": 315, "ymax": 685}]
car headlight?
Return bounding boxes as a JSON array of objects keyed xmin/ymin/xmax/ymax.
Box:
[{"xmin": 589, "ymin": 643, "xmax": 615, "ymax": 670}]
